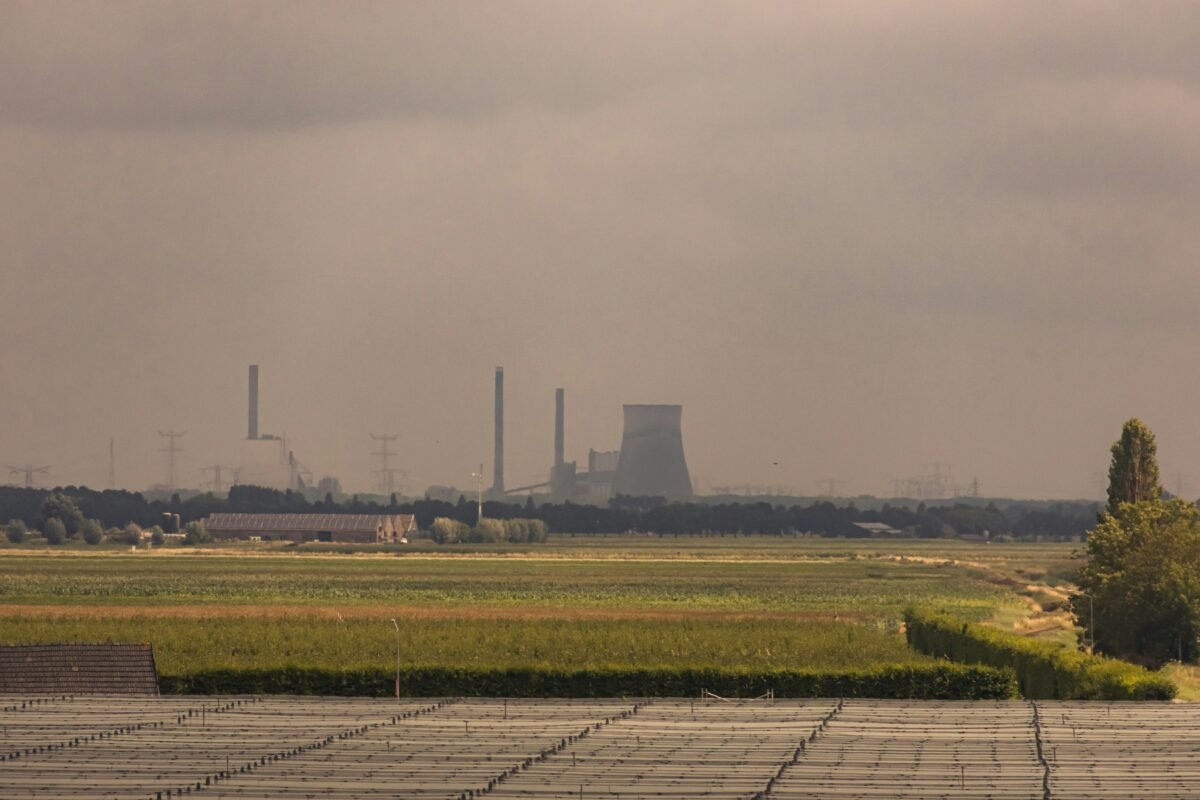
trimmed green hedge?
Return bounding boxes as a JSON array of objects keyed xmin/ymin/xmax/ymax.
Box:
[
  {"xmin": 905, "ymin": 608, "xmax": 1176, "ymax": 700},
  {"xmin": 159, "ymin": 663, "xmax": 1016, "ymax": 699}
]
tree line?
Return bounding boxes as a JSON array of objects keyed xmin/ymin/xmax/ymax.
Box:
[{"xmin": 0, "ymin": 482, "xmax": 1096, "ymax": 541}]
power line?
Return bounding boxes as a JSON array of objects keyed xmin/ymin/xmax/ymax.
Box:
[
  {"xmin": 7, "ymin": 464, "xmax": 50, "ymax": 488},
  {"xmin": 200, "ymin": 465, "xmax": 235, "ymax": 495},
  {"xmin": 157, "ymin": 430, "xmax": 187, "ymax": 491},
  {"xmin": 369, "ymin": 433, "xmax": 402, "ymax": 496}
]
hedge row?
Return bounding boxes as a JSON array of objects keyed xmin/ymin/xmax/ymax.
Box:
[
  {"xmin": 159, "ymin": 663, "xmax": 1016, "ymax": 699},
  {"xmin": 905, "ymin": 608, "xmax": 1176, "ymax": 700}
]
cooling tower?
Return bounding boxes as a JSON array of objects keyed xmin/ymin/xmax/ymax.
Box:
[{"xmin": 613, "ymin": 404, "xmax": 693, "ymax": 500}]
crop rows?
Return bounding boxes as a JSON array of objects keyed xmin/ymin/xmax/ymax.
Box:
[{"xmin": 0, "ymin": 616, "xmax": 927, "ymax": 673}]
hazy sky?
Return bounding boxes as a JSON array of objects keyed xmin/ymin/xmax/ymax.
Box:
[{"xmin": 3, "ymin": 1, "xmax": 1200, "ymax": 500}]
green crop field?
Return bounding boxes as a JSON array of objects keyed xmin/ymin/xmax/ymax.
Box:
[{"xmin": 0, "ymin": 537, "xmax": 1079, "ymax": 678}]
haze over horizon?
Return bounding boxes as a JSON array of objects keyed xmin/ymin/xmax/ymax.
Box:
[{"xmin": 3, "ymin": 2, "xmax": 1199, "ymax": 500}]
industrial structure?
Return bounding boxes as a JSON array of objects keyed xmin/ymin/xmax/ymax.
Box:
[
  {"xmin": 203, "ymin": 513, "xmax": 417, "ymax": 544},
  {"xmin": 613, "ymin": 404, "xmax": 693, "ymax": 500},
  {"xmin": 492, "ymin": 367, "xmax": 505, "ymax": 496},
  {"xmin": 238, "ymin": 365, "xmax": 314, "ymax": 492},
  {"xmin": 468, "ymin": 376, "xmax": 677, "ymax": 504}
]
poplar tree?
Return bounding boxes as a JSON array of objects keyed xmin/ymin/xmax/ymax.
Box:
[{"xmin": 1106, "ymin": 418, "xmax": 1162, "ymax": 515}]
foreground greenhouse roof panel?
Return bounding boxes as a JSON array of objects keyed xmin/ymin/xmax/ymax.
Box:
[{"xmin": 2, "ymin": 697, "xmax": 1199, "ymax": 799}]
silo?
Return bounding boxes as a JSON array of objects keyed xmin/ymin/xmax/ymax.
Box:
[{"xmin": 613, "ymin": 404, "xmax": 693, "ymax": 500}]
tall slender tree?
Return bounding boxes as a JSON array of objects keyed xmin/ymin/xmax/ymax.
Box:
[{"xmin": 1106, "ymin": 418, "xmax": 1162, "ymax": 515}]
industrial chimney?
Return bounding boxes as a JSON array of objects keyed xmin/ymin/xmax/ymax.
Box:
[
  {"xmin": 555, "ymin": 388, "xmax": 565, "ymax": 470},
  {"xmin": 492, "ymin": 367, "xmax": 505, "ymax": 494},
  {"xmin": 613, "ymin": 404, "xmax": 693, "ymax": 500},
  {"xmin": 248, "ymin": 364, "xmax": 259, "ymax": 440}
]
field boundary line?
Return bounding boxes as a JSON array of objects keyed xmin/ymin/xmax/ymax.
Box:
[
  {"xmin": 753, "ymin": 697, "xmax": 843, "ymax": 800},
  {"xmin": 1030, "ymin": 700, "xmax": 1052, "ymax": 800},
  {"xmin": 1, "ymin": 696, "xmax": 259, "ymax": 764},
  {"xmin": 158, "ymin": 699, "xmax": 452, "ymax": 799},
  {"xmin": 452, "ymin": 699, "xmax": 651, "ymax": 799},
  {"xmin": 1, "ymin": 695, "xmax": 72, "ymax": 713}
]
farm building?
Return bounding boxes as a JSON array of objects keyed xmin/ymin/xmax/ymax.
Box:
[
  {"xmin": 203, "ymin": 513, "xmax": 417, "ymax": 544},
  {"xmin": 0, "ymin": 643, "xmax": 158, "ymax": 695}
]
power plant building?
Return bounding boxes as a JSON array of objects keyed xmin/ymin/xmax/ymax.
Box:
[
  {"xmin": 613, "ymin": 404, "xmax": 693, "ymax": 501},
  {"xmin": 239, "ymin": 364, "xmax": 302, "ymax": 491}
]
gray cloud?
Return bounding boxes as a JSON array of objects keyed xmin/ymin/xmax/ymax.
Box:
[{"xmin": 3, "ymin": 2, "xmax": 1200, "ymax": 499}]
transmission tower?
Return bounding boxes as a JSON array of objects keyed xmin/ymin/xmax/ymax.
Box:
[
  {"xmin": 157, "ymin": 430, "xmax": 187, "ymax": 491},
  {"xmin": 7, "ymin": 464, "xmax": 50, "ymax": 488},
  {"xmin": 815, "ymin": 478, "xmax": 842, "ymax": 498},
  {"xmin": 369, "ymin": 433, "xmax": 402, "ymax": 496},
  {"xmin": 200, "ymin": 465, "xmax": 234, "ymax": 494}
]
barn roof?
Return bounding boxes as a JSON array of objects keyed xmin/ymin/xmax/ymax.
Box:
[
  {"xmin": 0, "ymin": 643, "xmax": 158, "ymax": 695},
  {"xmin": 204, "ymin": 513, "xmax": 410, "ymax": 532}
]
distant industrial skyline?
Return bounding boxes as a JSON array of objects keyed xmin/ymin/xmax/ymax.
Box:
[{"xmin": 4, "ymin": 3, "xmax": 1200, "ymax": 500}]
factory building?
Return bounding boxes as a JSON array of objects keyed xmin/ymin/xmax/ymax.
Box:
[
  {"xmin": 239, "ymin": 364, "xmax": 311, "ymax": 491},
  {"xmin": 204, "ymin": 513, "xmax": 417, "ymax": 544}
]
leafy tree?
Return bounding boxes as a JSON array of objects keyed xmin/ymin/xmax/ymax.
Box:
[
  {"xmin": 123, "ymin": 523, "xmax": 143, "ymax": 545},
  {"xmin": 183, "ymin": 521, "xmax": 211, "ymax": 545},
  {"xmin": 80, "ymin": 518, "xmax": 104, "ymax": 545},
  {"xmin": 469, "ymin": 518, "xmax": 506, "ymax": 543},
  {"xmin": 149, "ymin": 525, "xmax": 165, "ymax": 546},
  {"xmin": 43, "ymin": 518, "xmax": 67, "ymax": 545},
  {"xmin": 1107, "ymin": 418, "xmax": 1162, "ymax": 514},
  {"xmin": 1074, "ymin": 498, "xmax": 1200, "ymax": 666},
  {"xmin": 40, "ymin": 492, "xmax": 83, "ymax": 535},
  {"xmin": 6, "ymin": 519, "xmax": 27, "ymax": 544},
  {"xmin": 429, "ymin": 517, "xmax": 467, "ymax": 544}
]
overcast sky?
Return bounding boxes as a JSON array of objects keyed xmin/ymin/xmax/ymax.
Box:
[{"xmin": 3, "ymin": 1, "xmax": 1200, "ymax": 500}]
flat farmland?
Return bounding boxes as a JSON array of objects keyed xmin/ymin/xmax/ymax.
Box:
[{"xmin": 0, "ymin": 538, "xmax": 1077, "ymax": 675}]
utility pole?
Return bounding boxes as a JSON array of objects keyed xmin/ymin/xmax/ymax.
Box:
[
  {"xmin": 369, "ymin": 433, "xmax": 401, "ymax": 496},
  {"xmin": 7, "ymin": 464, "xmax": 50, "ymax": 488},
  {"xmin": 157, "ymin": 430, "xmax": 187, "ymax": 491}
]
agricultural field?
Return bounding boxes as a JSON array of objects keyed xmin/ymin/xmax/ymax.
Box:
[{"xmin": 0, "ymin": 537, "xmax": 1079, "ymax": 677}]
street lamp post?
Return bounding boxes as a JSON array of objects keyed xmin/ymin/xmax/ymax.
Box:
[
  {"xmin": 390, "ymin": 618, "xmax": 400, "ymax": 700},
  {"xmin": 471, "ymin": 465, "xmax": 484, "ymax": 524},
  {"xmin": 1078, "ymin": 593, "xmax": 1095, "ymax": 656}
]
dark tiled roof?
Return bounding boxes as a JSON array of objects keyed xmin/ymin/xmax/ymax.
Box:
[
  {"xmin": 205, "ymin": 513, "xmax": 386, "ymax": 532},
  {"xmin": 0, "ymin": 644, "xmax": 158, "ymax": 695},
  {"xmin": 205, "ymin": 513, "xmax": 417, "ymax": 533}
]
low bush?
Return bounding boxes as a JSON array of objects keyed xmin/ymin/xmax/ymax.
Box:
[
  {"xmin": 159, "ymin": 662, "xmax": 1015, "ymax": 699},
  {"xmin": 43, "ymin": 518, "xmax": 67, "ymax": 545},
  {"xmin": 905, "ymin": 608, "xmax": 1175, "ymax": 700},
  {"xmin": 5, "ymin": 519, "xmax": 26, "ymax": 544}
]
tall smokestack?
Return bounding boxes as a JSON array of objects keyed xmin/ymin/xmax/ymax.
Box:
[
  {"xmin": 555, "ymin": 388, "xmax": 565, "ymax": 469},
  {"xmin": 248, "ymin": 364, "xmax": 259, "ymax": 440},
  {"xmin": 492, "ymin": 367, "xmax": 505, "ymax": 494}
]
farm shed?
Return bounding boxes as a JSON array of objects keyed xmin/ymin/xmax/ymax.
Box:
[
  {"xmin": 0, "ymin": 643, "xmax": 158, "ymax": 695},
  {"xmin": 203, "ymin": 513, "xmax": 417, "ymax": 544}
]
